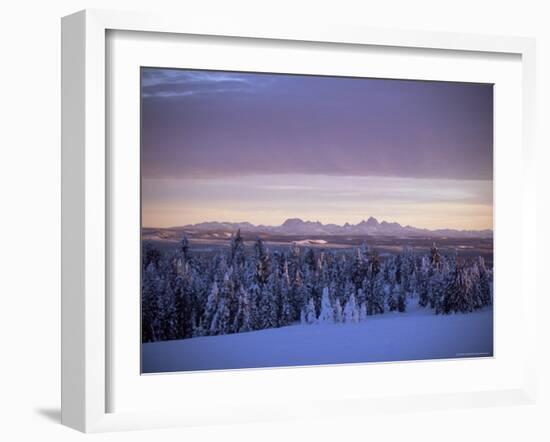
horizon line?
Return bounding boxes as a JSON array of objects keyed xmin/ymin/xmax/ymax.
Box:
[{"xmin": 142, "ymin": 217, "xmax": 494, "ymax": 233}]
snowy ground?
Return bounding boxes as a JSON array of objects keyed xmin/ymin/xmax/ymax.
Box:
[{"xmin": 142, "ymin": 305, "xmax": 493, "ymax": 373}]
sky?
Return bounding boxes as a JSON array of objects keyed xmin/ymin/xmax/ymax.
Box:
[{"xmin": 141, "ymin": 68, "xmax": 493, "ymax": 230}]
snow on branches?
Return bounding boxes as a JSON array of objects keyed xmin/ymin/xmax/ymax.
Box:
[{"xmin": 141, "ymin": 236, "xmax": 493, "ymax": 342}]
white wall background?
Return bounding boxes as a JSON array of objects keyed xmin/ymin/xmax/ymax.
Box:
[{"xmin": 0, "ymin": 0, "xmax": 548, "ymax": 440}]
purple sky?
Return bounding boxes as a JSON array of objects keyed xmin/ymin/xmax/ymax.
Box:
[{"xmin": 141, "ymin": 68, "xmax": 493, "ymax": 229}]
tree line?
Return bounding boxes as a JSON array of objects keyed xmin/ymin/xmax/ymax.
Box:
[{"xmin": 142, "ymin": 230, "xmax": 493, "ymax": 343}]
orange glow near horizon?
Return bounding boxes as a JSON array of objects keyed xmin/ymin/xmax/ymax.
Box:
[{"xmin": 141, "ymin": 175, "xmax": 493, "ymax": 231}]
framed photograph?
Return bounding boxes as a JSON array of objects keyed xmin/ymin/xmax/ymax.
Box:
[
  {"xmin": 61, "ymin": 9, "xmax": 537, "ymax": 432},
  {"xmin": 139, "ymin": 67, "xmax": 496, "ymax": 374}
]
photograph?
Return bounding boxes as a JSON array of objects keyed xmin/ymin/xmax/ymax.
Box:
[{"xmin": 140, "ymin": 67, "xmax": 494, "ymax": 373}]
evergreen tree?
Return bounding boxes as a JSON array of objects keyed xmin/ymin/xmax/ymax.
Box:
[
  {"xmin": 254, "ymin": 237, "xmax": 271, "ymax": 285},
  {"xmin": 343, "ymin": 292, "xmax": 359, "ymax": 323},
  {"xmin": 179, "ymin": 235, "xmax": 190, "ymax": 262},
  {"xmin": 173, "ymin": 271, "xmax": 194, "ymax": 339},
  {"xmin": 236, "ymin": 288, "xmax": 253, "ymax": 332},
  {"xmin": 142, "ymin": 243, "xmax": 162, "ymax": 271},
  {"xmin": 220, "ymin": 271, "xmax": 238, "ymax": 333},
  {"xmin": 418, "ymin": 255, "xmax": 432, "ymax": 307},
  {"xmin": 333, "ymin": 298, "xmax": 343, "ymax": 323},
  {"xmin": 248, "ymin": 283, "xmax": 262, "ymax": 330},
  {"xmin": 210, "ymin": 297, "xmax": 230, "ymax": 335},
  {"xmin": 359, "ymin": 303, "xmax": 367, "ymax": 321},
  {"xmin": 475, "ymin": 257, "xmax": 492, "ymax": 307},
  {"xmin": 397, "ymin": 287, "xmax": 407, "ymax": 313},
  {"xmin": 259, "ymin": 275, "xmax": 278, "ymax": 329},
  {"xmin": 300, "ymin": 309, "xmax": 307, "ymax": 325},
  {"xmin": 364, "ymin": 270, "xmax": 385, "ymax": 315},
  {"xmin": 438, "ymin": 259, "xmax": 475, "ymax": 314},
  {"xmin": 304, "ymin": 248, "xmax": 316, "ymax": 273},
  {"xmin": 141, "ymin": 229, "xmax": 493, "ymax": 340},
  {"xmin": 387, "ymin": 283, "xmax": 401, "ymax": 312},
  {"xmin": 429, "ymin": 267, "xmax": 446, "ymax": 311},
  {"xmin": 430, "ymin": 243, "xmax": 441, "ymax": 270},
  {"xmin": 291, "ymin": 267, "xmax": 306, "ymax": 321},
  {"xmin": 229, "ymin": 229, "xmax": 246, "ymax": 269},
  {"xmin": 279, "ymin": 261, "xmax": 294, "ymax": 326},
  {"xmin": 318, "ymin": 287, "xmax": 334, "ymax": 324},
  {"xmin": 305, "ymin": 298, "xmax": 317, "ymax": 324},
  {"xmin": 351, "ymin": 247, "xmax": 367, "ymax": 289},
  {"xmin": 142, "ymin": 262, "xmax": 161, "ymax": 342},
  {"xmin": 203, "ymin": 281, "xmax": 220, "ymax": 335},
  {"xmin": 400, "ymin": 246, "xmax": 413, "ymax": 292}
]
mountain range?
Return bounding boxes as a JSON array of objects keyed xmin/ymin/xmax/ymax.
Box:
[{"xmin": 179, "ymin": 217, "xmax": 492, "ymax": 239}]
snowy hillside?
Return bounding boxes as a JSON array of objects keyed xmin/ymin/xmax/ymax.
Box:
[{"xmin": 142, "ymin": 305, "xmax": 493, "ymax": 373}]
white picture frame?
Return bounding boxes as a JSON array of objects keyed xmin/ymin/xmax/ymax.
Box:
[{"xmin": 61, "ymin": 9, "xmax": 537, "ymax": 433}]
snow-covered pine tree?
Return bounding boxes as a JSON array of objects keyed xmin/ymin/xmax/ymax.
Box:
[
  {"xmin": 409, "ymin": 268, "xmax": 419, "ymax": 300},
  {"xmin": 317, "ymin": 287, "xmax": 334, "ymax": 324},
  {"xmin": 254, "ymin": 237, "xmax": 271, "ymax": 285},
  {"xmin": 430, "ymin": 242, "xmax": 441, "ymax": 270},
  {"xmin": 268, "ymin": 265, "xmax": 283, "ymax": 327},
  {"xmin": 387, "ymin": 283, "xmax": 401, "ymax": 312},
  {"xmin": 304, "ymin": 272, "xmax": 320, "ymax": 318},
  {"xmin": 142, "ymin": 228, "xmax": 494, "ymax": 341},
  {"xmin": 305, "ymin": 298, "xmax": 317, "ymax": 324},
  {"xmin": 192, "ymin": 317, "xmax": 205, "ymax": 338},
  {"xmin": 317, "ymin": 251, "xmax": 326, "ymax": 274},
  {"xmin": 247, "ymin": 282, "xmax": 262, "ymax": 330},
  {"xmin": 203, "ymin": 281, "xmax": 220, "ymax": 335},
  {"xmin": 173, "ymin": 269, "xmax": 194, "ymax": 339},
  {"xmin": 158, "ymin": 260, "xmax": 180, "ymax": 340},
  {"xmin": 439, "ymin": 259, "xmax": 459, "ymax": 314},
  {"xmin": 438, "ymin": 257, "xmax": 475, "ymax": 314},
  {"xmin": 212, "ymin": 297, "xmax": 231, "ymax": 335},
  {"xmin": 360, "ymin": 242, "xmax": 370, "ymax": 261},
  {"xmin": 456, "ymin": 264, "xmax": 475, "ymax": 313},
  {"xmin": 343, "ymin": 291, "xmax": 359, "ymax": 323},
  {"xmin": 221, "ymin": 267, "xmax": 239, "ymax": 334},
  {"xmin": 367, "ymin": 247, "xmax": 381, "ymax": 275},
  {"xmin": 142, "ymin": 261, "xmax": 162, "ymax": 342},
  {"xmin": 259, "ymin": 274, "xmax": 278, "ymax": 329},
  {"xmin": 142, "ymin": 242, "xmax": 162, "ymax": 271},
  {"xmin": 400, "ymin": 245, "xmax": 418, "ymax": 299},
  {"xmin": 359, "ymin": 303, "xmax": 367, "ymax": 321},
  {"xmin": 300, "ymin": 308, "xmax": 306, "ymax": 325},
  {"xmin": 475, "ymin": 256, "xmax": 492, "ymax": 307},
  {"xmin": 179, "ymin": 234, "xmax": 190, "ymax": 262},
  {"xmin": 397, "ymin": 286, "xmax": 407, "ymax": 313},
  {"xmin": 351, "ymin": 246, "xmax": 368, "ymax": 290},
  {"xmin": 233, "ymin": 287, "xmax": 252, "ymax": 333},
  {"xmin": 418, "ymin": 255, "xmax": 432, "ymax": 307},
  {"xmin": 333, "ymin": 298, "xmax": 343, "ymax": 323},
  {"xmin": 291, "ymin": 267, "xmax": 306, "ymax": 322},
  {"xmin": 469, "ymin": 263, "xmax": 483, "ymax": 309},
  {"xmin": 429, "ymin": 266, "xmax": 446, "ymax": 312},
  {"xmin": 287, "ymin": 244, "xmax": 301, "ymax": 281},
  {"xmin": 229, "ymin": 229, "xmax": 246, "ymax": 269},
  {"xmin": 279, "ymin": 260, "xmax": 293, "ymax": 326},
  {"xmin": 364, "ymin": 269, "xmax": 385, "ymax": 316},
  {"xmin": 343, "ymin": 279, "xmax": 355, "ymax": 304},
  {"xmin": 362, "ymin": 276, "xmax": 374, "ymax": 315},
  {"xmin": 304, "ymin": 248, "xmax": 316, "ymax": 273},
  {"xmin": 357, "ymin": 284, "xmax": 366, "ymax": 307}
]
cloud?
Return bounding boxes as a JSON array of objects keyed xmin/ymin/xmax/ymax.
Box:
[
  {"xmin": 141, "ymin": 68, "xmax": 263, "ymax": 99},
  {"xmin": 141, "ymin": 69, "xmax": 250, "ymax": 87},
  {"xmin": 141, "ymin": 68, "xmax": 493, "ymax": 181}
]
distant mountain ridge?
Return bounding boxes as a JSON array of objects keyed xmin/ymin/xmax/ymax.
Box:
[{"xmin": 178, "ymin": 217, "xmax": 492, "ymax": 239}]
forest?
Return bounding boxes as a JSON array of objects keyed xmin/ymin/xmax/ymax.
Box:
[{"xmin": 141, "ymin": 230, "xmax": 493, "ymax": 343}]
